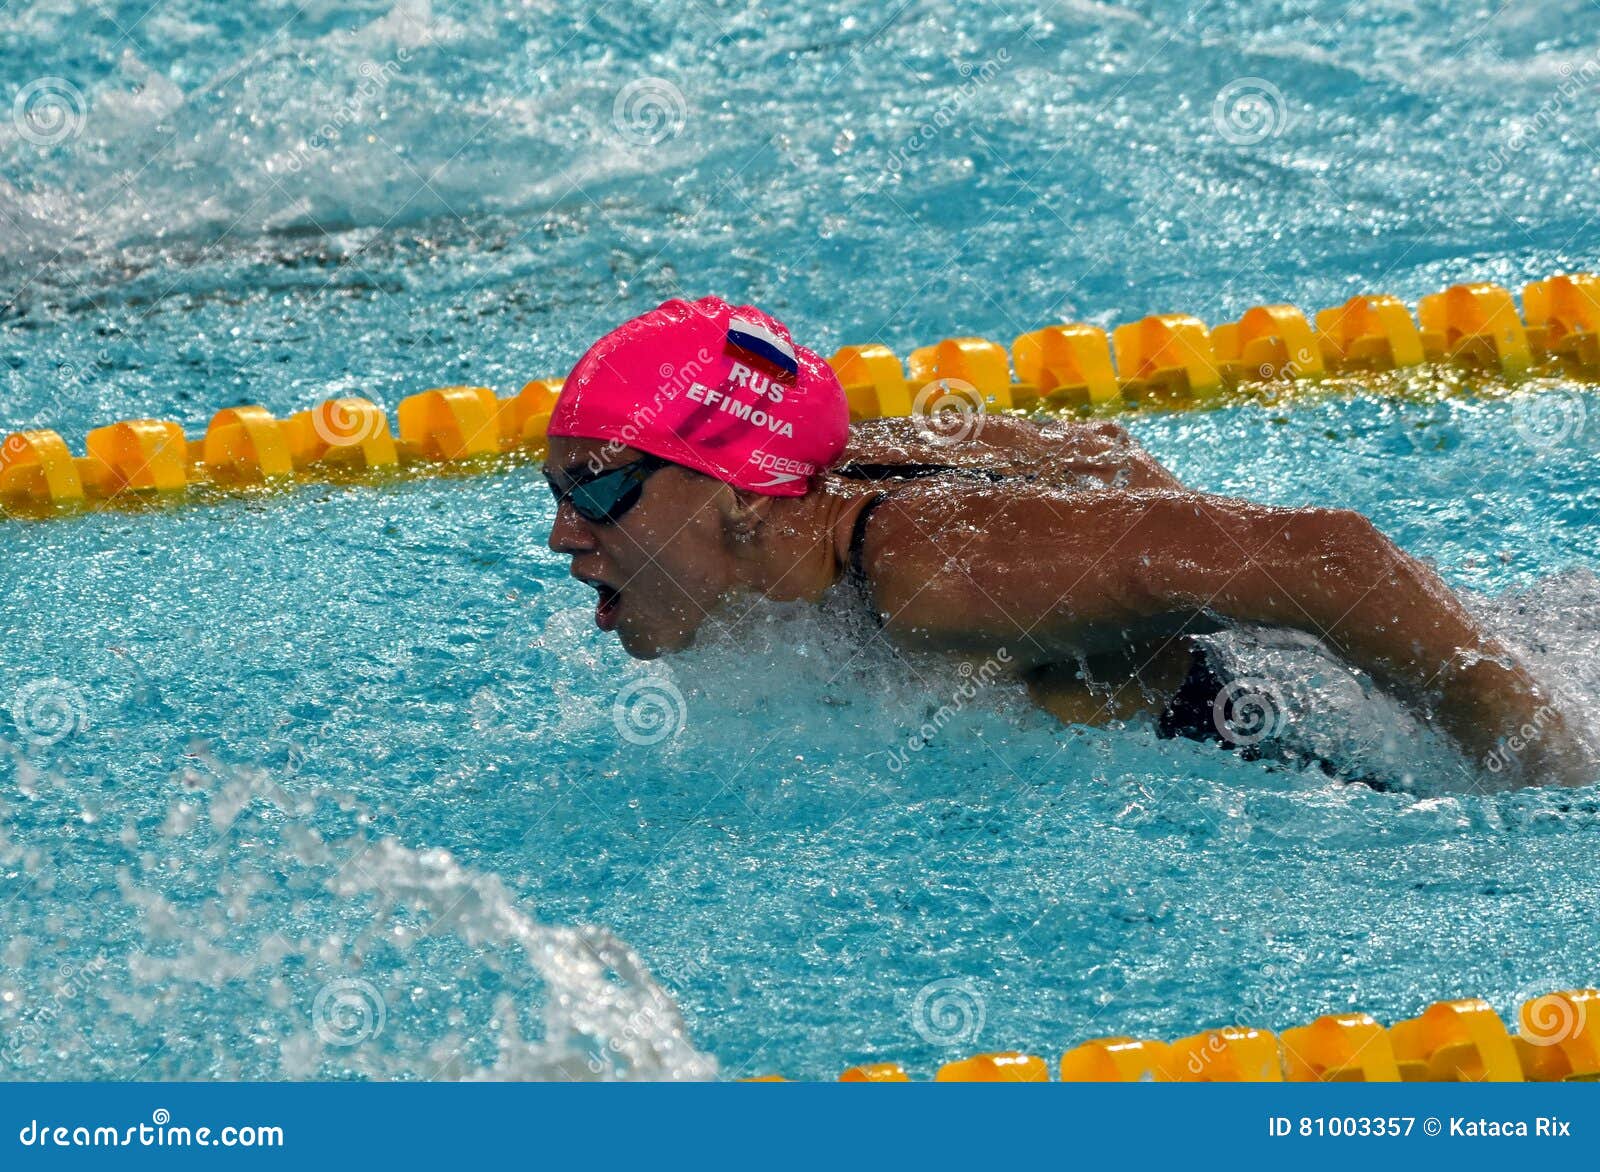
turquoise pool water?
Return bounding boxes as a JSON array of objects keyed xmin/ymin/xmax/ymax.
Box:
[{"xmin": 3, "ymin": 2, "xmax": 1600, "ymax": 1080}]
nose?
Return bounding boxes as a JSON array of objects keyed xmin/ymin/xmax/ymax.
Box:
[{"xmin": 547, "ymin": 500, "xmax": 599, "ymax": 554}]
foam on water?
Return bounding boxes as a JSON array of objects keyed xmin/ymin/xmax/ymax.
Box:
[{"xmin": 0, "ymin": 751, "xmax": 712, "ymax": 1080}]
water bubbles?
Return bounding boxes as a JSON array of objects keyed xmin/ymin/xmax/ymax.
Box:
[{"xmin": 1, "ymin": 762, "xmax": 715, "ymax": 1080}]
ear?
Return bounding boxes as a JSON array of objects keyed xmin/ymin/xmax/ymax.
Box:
[{"xmin": 724, "ymin": 490, "xmax": 775, "ymax": 539}]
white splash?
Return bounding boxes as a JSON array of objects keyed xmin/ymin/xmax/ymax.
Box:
[{"xmin": 2, "ymin": 757, "xmax": 714, "ymax": 1081}]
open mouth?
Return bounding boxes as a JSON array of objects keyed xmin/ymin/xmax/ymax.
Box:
[{"xmin": 578, "ymin": 576, "xmax": 624, "ymax": 631}]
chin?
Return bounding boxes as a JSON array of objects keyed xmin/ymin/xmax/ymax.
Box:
[
  {"xmin": 616, "ymin": 621, "xmax": 697, "ymax": 661},
  {"xmin": 615, "ymin": 631, "xmax": 660, "ymax": 660}
]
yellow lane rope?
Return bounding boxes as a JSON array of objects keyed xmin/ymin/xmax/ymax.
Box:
[{"xmin": 3, "ymin": 274, "xmax": 1597, "ymax": 518}]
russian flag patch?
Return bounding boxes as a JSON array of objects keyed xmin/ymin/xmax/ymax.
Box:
[{"xmin": 726, "ymin": 312, "xmax": 799, "ymax": 377}]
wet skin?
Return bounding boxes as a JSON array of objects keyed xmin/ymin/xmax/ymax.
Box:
[
  {"xmin": 544, "ymin": 418, "xmax": 1594, "ymax": 787},
  {"xmin": 839, "ymin": 415, "xmax": 1185, "ymax": 491}
]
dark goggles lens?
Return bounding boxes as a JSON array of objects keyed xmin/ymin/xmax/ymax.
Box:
[{"xmin": 549, "ymin": 455, "xmax": 667, "ymax": 525}]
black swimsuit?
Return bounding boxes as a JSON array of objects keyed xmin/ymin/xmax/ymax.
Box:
[{"xmin": 1156, "ymin": 643, "xmax": 1262, "ymax": 757}]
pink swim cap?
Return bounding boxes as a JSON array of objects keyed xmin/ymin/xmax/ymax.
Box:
[{"xmin": 548, "ymin": 296, "xmax": 848, "ymax": 496}]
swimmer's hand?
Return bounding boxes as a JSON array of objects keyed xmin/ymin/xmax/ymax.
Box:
[
  {"xmin": 1427, "ymin": 655, "xmax": 1596, "ymax": 788},
  {"xmin": 858, "ymin": 486, "xmax": 1597, "ymax": 789}
]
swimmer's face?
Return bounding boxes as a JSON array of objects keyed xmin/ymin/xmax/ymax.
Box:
[{"xmin": 544, "ymin": 436, "xmax": 742, "ymax": 659}]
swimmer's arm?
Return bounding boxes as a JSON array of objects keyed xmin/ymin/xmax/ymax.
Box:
[{"xmin": 869, "ymin": 489, "xmax": 1591, "ymax": 785}]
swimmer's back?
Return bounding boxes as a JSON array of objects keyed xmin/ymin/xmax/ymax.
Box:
[{"xmin": 836, "ymin": 415, "xmax": 1183, "ymax": 491}]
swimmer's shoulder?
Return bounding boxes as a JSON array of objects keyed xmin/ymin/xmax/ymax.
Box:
[
  {"xmin": 834, "ymin": 482, "xmax": 1210, "ymax": 652},
  {"xmin": 828, "ymin": 480, "xmax": 1089, "ymax": 627}
]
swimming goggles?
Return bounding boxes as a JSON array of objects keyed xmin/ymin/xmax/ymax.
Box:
[{"xmin": 545, "ymin": 454, "xmax": 669, "ymax": 525}]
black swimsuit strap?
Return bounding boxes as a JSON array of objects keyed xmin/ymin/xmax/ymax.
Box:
[
  {"xmin": 833, "ymin": 461, "xmax": 1008, "ymax": 483},
  {"xmin": 846, "ymin": 491, "xmax": 892, "ymax": 626}
]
